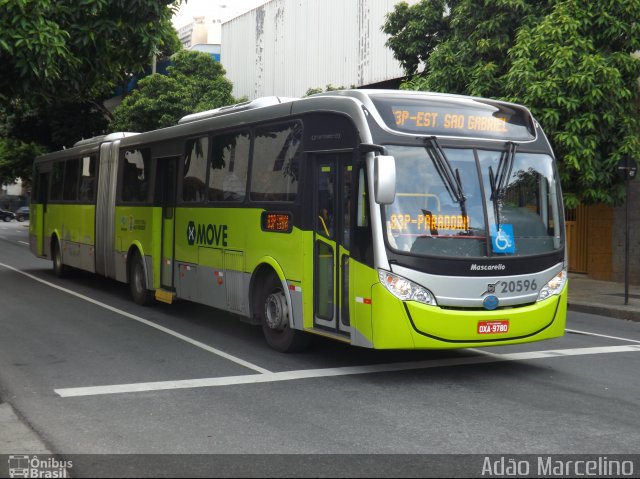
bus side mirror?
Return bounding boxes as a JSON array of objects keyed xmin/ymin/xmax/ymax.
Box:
[{"xmin": 374, "ymin": 155, "xmax": 396, "ymax": 204}]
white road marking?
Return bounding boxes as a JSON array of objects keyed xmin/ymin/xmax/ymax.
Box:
[
  {"xmin": 566, "ymin": 328, "xmax": 640, "ymax": 345},
  {"xmin": 0, "ymin": 262, "xmax": 272, "ymax": 375},
  {"xmin": 55, "ymin": 344, "xmax": 640, "ymax": 398},
  {"xmin": 4, "ymin": 261, "xmax": 640, "ymax": 398},
  {"xmin": 17, "ymin": 241, "xmax": 29, "ymax": 246}
]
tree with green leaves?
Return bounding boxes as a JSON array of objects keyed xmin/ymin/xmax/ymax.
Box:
[
  {"xmin": 382, "ymin": 0, "xmax": 450, "ymax": 78},
  {"xmin": 0, "ymin": 137, "xmax": 45, "ymax": 185},
  {"xmin": 0, "ymin": 99, "xmax": 115, "ymax": 185},
  {"xmin": 383, "ymin": 0, "xmax": 640, "ymax": 207},
  {"xmin": 110, "ymin": 50, "xmax": 239, "ymax": 132},
  {"xmin": 0, "ymin": 0, "xmax": 181, "ymax": 185},
  {"xmin": 304, "ymin": 84, "xmax": 353, "ymax": 96},
  {"xmin": 0, "ymin": 0, "xmax": 180, "ymax": 107},
  {"xmin": 503, "ymin": 0, "xmax": 640, "ymax": 207},
  {"xmin": 384, "ymin": 0, "xmax": 553, "ymax": 96}
]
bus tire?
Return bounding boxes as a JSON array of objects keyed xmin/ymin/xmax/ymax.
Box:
[
  {"xmin": 260, "ymin": 274, "xmax": 311, "ymax": 353},
  {"xmin": 129, "ymin": 251, "xmax": 153, "ymax": 306},
  {"xmin": 51, "ymin": 239, "xmax": 68, "ymax": 278}
]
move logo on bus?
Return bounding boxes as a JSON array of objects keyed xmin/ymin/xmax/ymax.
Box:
[{"xmin": 187, "ymin": 221, "xmax": 228, "ymax": 247}]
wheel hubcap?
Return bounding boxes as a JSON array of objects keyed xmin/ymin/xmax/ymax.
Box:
[{"xmin": 264, "ymin": 290, "xmax": 288, "ymax": 331}]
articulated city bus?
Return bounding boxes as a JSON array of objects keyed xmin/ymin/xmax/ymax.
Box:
[{"xmin": 30, "ymin": 90, "xmax": 567, "ymax": 352}]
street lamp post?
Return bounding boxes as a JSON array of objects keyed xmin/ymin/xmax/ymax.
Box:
[{"xmin": 617, "ymin": 157, "xmax": 638, "ymax": 305}]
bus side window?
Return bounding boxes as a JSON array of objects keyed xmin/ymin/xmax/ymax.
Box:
[
  {"xmin": 121, "ymin": 149, "xmax": 150, "ymax": 203},
  {"xmin": 353, "ymin": 167, "xmax": 373, "ymax": 266},
  {"xmin": 63, "ymin": 158, "xmax": 80, "ymax": 201},
  {"xmin": 50, "ymin": 161, "xmax": 64, "ymax": 201},
  {"xmin": 209, "ymin": 130, "xmax": 250, "ymax": 202},
  {"xmin": 251, "ymin": 122, "xmax": 301, "ymax": 202},
  {"xmin": 356, "ymin": 168, "xmax": 369, "ymax": 228},
  {"xmin": 79, "ymin": 156, "xmax": 97, "ymax": 203},
  {"xmin": 182, "ymin": 137, "xmax": 208, "ymax": 203},
  {"xmin": 316, "ymin": 165, "xmax": 334, "ymax": 237}
]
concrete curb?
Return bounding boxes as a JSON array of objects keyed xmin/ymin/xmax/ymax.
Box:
[{"xmin": 568, "ymin": 302, "xmax": 640, "ymax": 322}]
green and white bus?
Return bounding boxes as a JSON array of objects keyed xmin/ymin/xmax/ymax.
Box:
[{"xmin": 30, "ymin": 90, "xmax": 567, "ymax": 352}]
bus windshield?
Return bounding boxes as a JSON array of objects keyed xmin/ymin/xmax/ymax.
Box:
[{"xmin": 383, "ymin": 145, "xmax": 563, "ymax": 258}]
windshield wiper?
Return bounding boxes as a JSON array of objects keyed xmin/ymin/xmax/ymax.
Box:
[
  {"xmin": 424, "ymin": 137, "xmax": 466, "ymax": 211},
  {"xmin": 489, "ymin": 142, "xmax": 517, "ymax": 227}
]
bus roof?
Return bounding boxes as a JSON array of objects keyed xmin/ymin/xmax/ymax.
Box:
[
  {"xmin": 35, "ymin": 132, "xmax": 139, "ymax": 163},
  {"xmin": 36, "ymin": 90, "xmax": 540, "ymax": 162}
]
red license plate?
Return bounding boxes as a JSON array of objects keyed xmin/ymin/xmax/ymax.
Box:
[{"xmin": 478, "ymin": 320, "xmax": 509, "ymax": 335}]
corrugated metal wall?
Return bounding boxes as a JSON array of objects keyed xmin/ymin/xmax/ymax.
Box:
[{"xmin": 221, "ymin": 0, "xmax": 418, "ymax": 100}]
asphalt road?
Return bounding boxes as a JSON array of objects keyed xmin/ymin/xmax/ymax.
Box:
[{"xmin": 0, "ymin": 220, "xmax": 639, "ymax": 477}]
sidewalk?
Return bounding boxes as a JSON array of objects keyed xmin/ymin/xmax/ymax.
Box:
[
  {"xmin": 0, "ymin": 401, "xmax": 51, "ymax": 454},
  {"xmin": 568, "ymin": 273, "xmax": 640, "ymax": 321}
]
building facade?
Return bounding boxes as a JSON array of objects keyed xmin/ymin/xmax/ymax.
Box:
[
  {"xmin": 177, "ymin": 15, "xmax": 223, "ymax": 52},
  {"xmin": 221, "ymin": 0, "xmax": 418, "ymax": 100}
]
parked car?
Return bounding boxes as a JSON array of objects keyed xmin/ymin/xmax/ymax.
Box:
[
  {"xmin": 0, "ymin": 209, "xmax": 16, "ymax": 222},
  {"xmin": 15, "ymin": 206, "xmax": 29, "ymax": 222}
]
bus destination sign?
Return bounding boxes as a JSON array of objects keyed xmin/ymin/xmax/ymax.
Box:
[
  {"xmin": 389, "ymin": 212, "xmax": 470, "ymax": 232},
  {"xmin": 370, "ymin": 94, "xmax": 536, "ymax": 141},
  {"xmin": 393, "ymin": 108, "xmax": 509, "ymax": 134},
  {"xmin": 262, "ymin": 212, "xmax": 292, "ymax": 233}
]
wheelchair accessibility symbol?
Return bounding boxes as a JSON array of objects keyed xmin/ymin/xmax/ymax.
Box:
[{"xmin": 490, "ymin": 224, "xmax": 515, "ymax": 254}]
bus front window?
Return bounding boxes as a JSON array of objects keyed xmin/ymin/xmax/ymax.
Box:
[
  {"xmin": 478, "ymin": 150, "xmax": 562, "ymax": 256},
  {"xmin": 383, "ymin": 145, "xmax": 563, "ymax": 258},
  {"xmin": 384, "ymin": 146, "xmax": 487, "ymax": 257}
]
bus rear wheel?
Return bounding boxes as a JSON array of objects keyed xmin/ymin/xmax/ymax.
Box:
[
  {"xmin": 260, "ymin": 275, "xmax": 311, "ymax": 353},
  {"xmin": 52, "ymin": 240, "xmax": 68, "ymax": 278},
  {"xmin": 130, "ymin": 251, "xmax": 153, "ymax": 306}
]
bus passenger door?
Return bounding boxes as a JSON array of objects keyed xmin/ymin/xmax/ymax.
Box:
[
  {"xmin": 313, "ymin": 154, "xmax": 352, "ymax": 336},
  {"xmin": 157, "ymin": 157, "xmax": 179, "ymax": 291}
]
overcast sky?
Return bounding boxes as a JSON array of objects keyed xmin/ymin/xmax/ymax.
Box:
[{"xmin": 172, "ymin": 0, "xmax": 269, "ymax": 28}]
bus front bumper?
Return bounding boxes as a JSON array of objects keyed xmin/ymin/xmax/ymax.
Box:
[{"xmin": 368, "ymin": 283, "xmax": 568, "ymax": 350}]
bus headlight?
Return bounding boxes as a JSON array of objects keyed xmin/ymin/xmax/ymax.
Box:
[
  {"xmin": 378, "ymin": 270, "xmax": 436, "ymax": 305},
  {"xmin": 537, "ymin": 269, "xmax": 567, "ymax": 301}
]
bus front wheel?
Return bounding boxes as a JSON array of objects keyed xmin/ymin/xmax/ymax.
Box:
[
  {"xmin": 129, "ymin": 251, "xmax": 153, "ymax": 306},
  {"xmin": 260, "ymin": 275, "xmax": 311, "ymax": 353}
]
